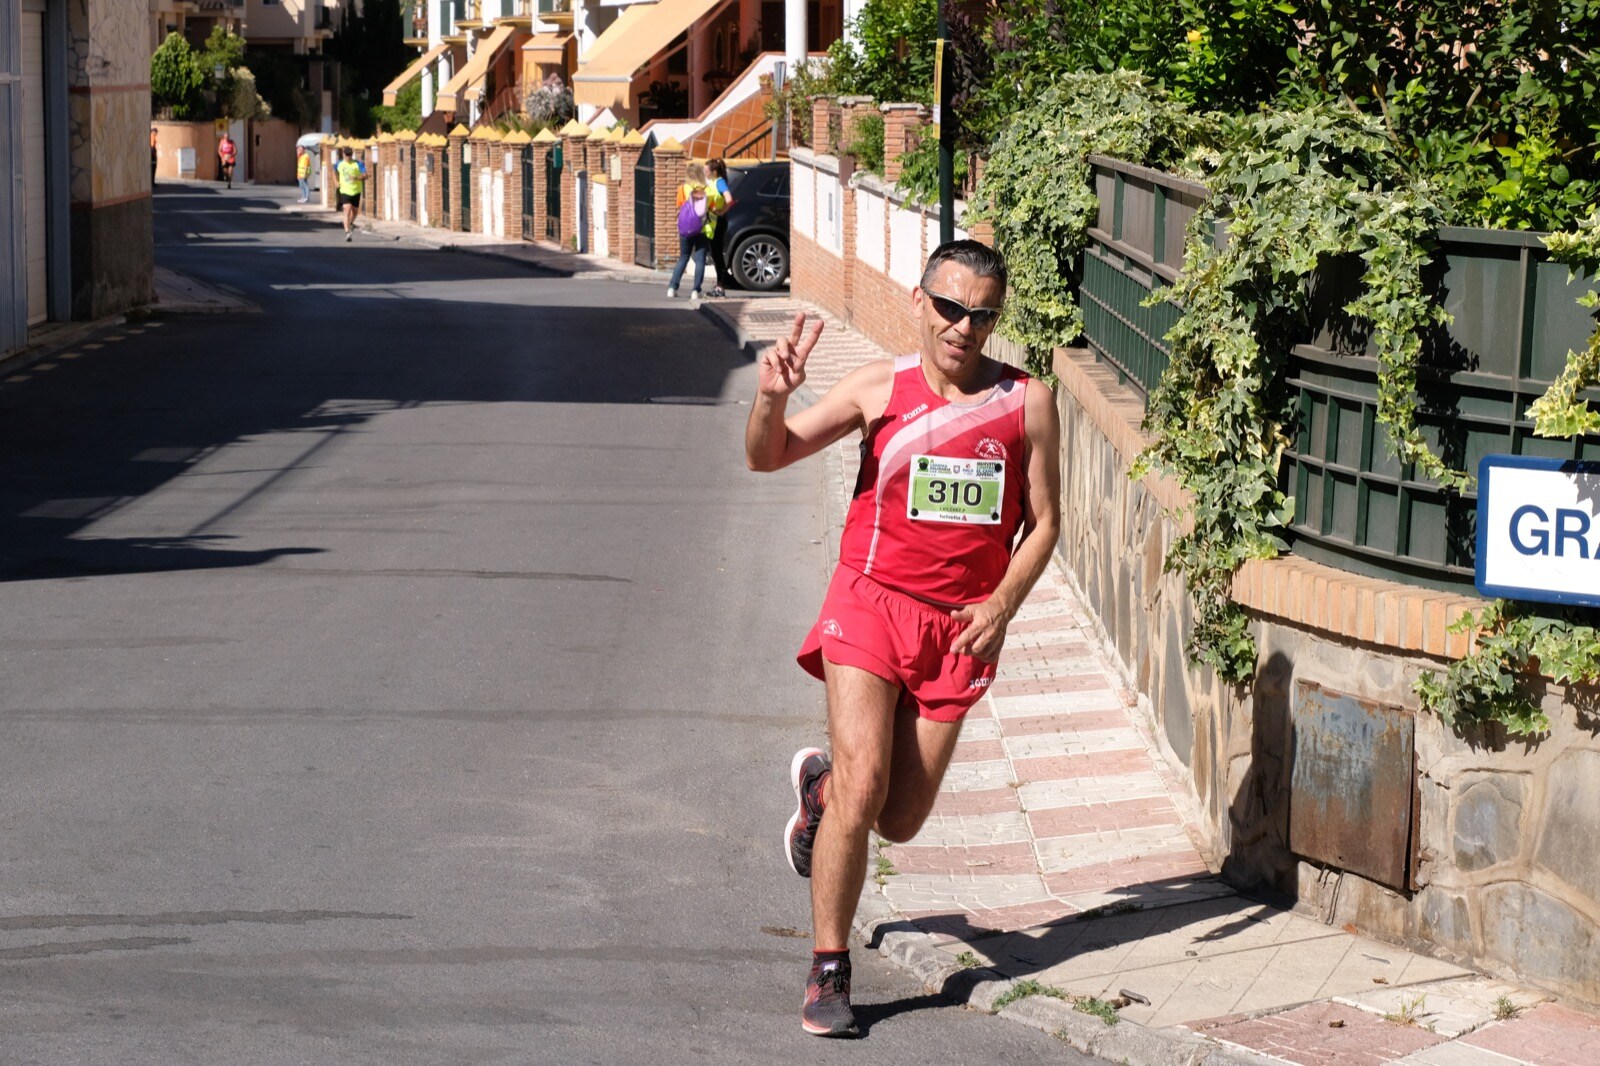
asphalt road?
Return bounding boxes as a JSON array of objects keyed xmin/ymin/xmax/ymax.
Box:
[{"xmin": 0, "ymin": 184, "xmax": 1090, "ymax": 1064}]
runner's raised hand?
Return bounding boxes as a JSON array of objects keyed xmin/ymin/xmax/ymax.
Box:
[{"xmin": 757, "ymin": 312, "xmax": 825, "ymax": 398}]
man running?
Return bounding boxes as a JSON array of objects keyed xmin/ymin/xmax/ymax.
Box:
[
  {"xmin": 335, "ymin": 146, "xmax": 365, "ymax": 242},
  {"xmin": 744, "ymin": 240, "xmax": 1061, "ymax": 1037}
]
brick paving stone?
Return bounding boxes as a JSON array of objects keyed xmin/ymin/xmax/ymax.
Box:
[
  {"xmin": 883, "ymin": 873, "xmax": 1051, "ymax": 913},
  {"xmin": 989, "ymin": 672, "xmax": 1112, "ymax": 697},
  {"xmin": 908, "ymin": 810, "xmax": 1031, "ymax": 848},
  {"xmin": 1016, "ymin": 772, "xmax": 1171, "ymax": 812},
  {"xmin": 1028, "ymin": 797, "xmax": 1182, "ymax": 839},
  {"xmin": 1042, "ymin": 853, "xmax": 1214, "ymax": 898},
  {"xmin": 930, "ymin": 787, "xmax": 1024, "ymax": 816},
  {"xmin": 887, "ymin": 841, "xmax": 1039, "ymax": 875},
  {"xmin": 1460, "ymin": 1004, "xmax": 1600, "ymax": 1066},
  {"xmin": 999, "ymin": 710, "xmax": 1131, "ymax": 736},
  {"xmin": 950, "ymin": 737, "xmax": 1008, "ymax": 763},
  {"xmin": 1036, "ymin": 824, "xmax": 1200, "ymax": 872},
  {"xmin": 1007, "ymin": 614, "xmax": 1095, "ymax": 635},
  {"xmin": 1004, "ymin": 728, "xmax": 1145, "ymax": 760},
  {"xmin": 992, "ymin": 690, "xmax": 1125, "ymax": 717},
  {"xmin": 1195, "ymin": 1002, "xmax": 1451, "ymax": 1065},
  {"xmin": 1392, "ymin": 1045, "xmax": 1536, "ymax": 1066},
  {"xmin": 941, "ymin": 758, "xmax": 1016, "ymax": 792},
  {"xmin": 912, "ymin": 901, "xmax": 1085, "ymax": 944},
  {"xmin": 1013, "ymin": 748, "xmax": 1156, "ymax": 784},
  {"xmin": 955, "ymin": 715, "xmax": 1001, "ymax": 741}
]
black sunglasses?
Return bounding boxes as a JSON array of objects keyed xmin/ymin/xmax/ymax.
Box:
[{"xmin": 926, "ymin": 291, "xmax": 1003, "ymax": 330}]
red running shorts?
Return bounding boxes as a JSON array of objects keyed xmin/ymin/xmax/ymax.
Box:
[{"xmin": 797, "ymin": 564, "xmax": 997, "ymax": 722}]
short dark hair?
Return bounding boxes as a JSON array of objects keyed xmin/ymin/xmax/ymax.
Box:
[
  {"xmin": 920, "ymin": 239, "xmax": 1007, "ymax": 294},
  {"xmin": 341, "ymin": 147, "xmax": 352, "ymax": 158}
]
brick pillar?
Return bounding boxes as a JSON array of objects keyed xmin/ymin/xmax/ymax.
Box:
[
  {"xmin": 836, "ymin": 102, "xmax": 872, "ymax": 318},
  {"xmin": 558, "ymin": 120, "xmax": 591, "ymax": 250},
  {"xmin": 425, "ymin": 137, "xmax": 446, "ymax": 228},
  {"xmin": 811, "ymin": 97, "xmax": 839, "ymax": 155},
  {"xmin": 605, "ymin": 129, "xmax": 624, "ymax": 263},
  {"xmin": 530, "ymin": 130, "xmax": 557, "ymax": 244},
  {"xmin": 880, "ymin": 103, "xmax": 929, "ymax": 185},
  {"xmin": 503, "ymin": 130, "xmax": 529, "ymax": 240},
  {"xmin": 396, "ymin": 132, "xmax": 416, "ymax": 222},
  {"xmin": 587, "ymin": 127, "xmax": 610, "ymax": 254},
  {"xmin": 321, "ymin": 142, "xmax": 337, "ymax": 208},
  {"xmin": 447, "ymin": 125, "xmax": 469, "ymax": 232},
  {"xmin": 653, "ymin": 137, "xmax": 687, "ymax": 270},
  {"xmin": 837, "ymin": 95, "xmax": 875, "ymax": 165},
  {"xmin": 376, "ymin": 137, "xmax": 394, "ymax": 220},
  {"xmin": 616, "ymin": 131, "xmax": 646, "ymax": 266}
]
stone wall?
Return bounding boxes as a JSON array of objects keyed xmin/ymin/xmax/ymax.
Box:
[
  {"xmin": 68, "ymin": 0, "xmax": 153, "ymax": 319},
  {"xmin": 1053, "ymin": 345, "xmax": 1600, "ymax": 1006}
]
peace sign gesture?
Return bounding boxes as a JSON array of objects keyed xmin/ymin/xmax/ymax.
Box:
[{"xmin": 757, "ymin": 312, "xmax": 825, "ymax": 398}]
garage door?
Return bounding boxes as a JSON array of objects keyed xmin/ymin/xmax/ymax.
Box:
[{"xmin": 22, "ymin": 8, "xmax": 46, "ymax": 325}]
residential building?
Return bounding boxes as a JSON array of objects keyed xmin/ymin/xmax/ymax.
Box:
[{"xmin": 4, "ymin": 0, "xmax": 154, "ymax": 357}]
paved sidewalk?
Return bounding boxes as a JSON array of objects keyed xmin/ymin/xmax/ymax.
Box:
[
  {"xmin": 256, "ymin": 201, "xmax": 1600, "ymax": 1064},
  {"xmin": 702, "ymin": 296, "xmax": 1600, "ymax": 1066}
]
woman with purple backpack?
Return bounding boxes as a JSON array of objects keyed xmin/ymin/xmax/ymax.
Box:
[{"xmin": 666, "ymin": 162, "xmax": 724, "ymax": 301}]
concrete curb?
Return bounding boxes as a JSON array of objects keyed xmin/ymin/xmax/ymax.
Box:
[
  {"xmin": 851, "ymin": 893, "xmax": 1272, "ymax": 1064},
  {"xmin": 1, "ymin": 314, "xmax": 128, "ymax": 377}
]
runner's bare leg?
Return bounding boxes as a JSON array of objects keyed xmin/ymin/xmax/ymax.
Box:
[
  {"xmin": 811, "ymin": 661, "xmax": 898, "ymax": 950},
  {"xmin": 875, "ymin": 709, "xmax": 964, "ymax": 843}
]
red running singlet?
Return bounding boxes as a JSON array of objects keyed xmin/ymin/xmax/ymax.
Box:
[{"xmin": 837, "ymin": 354, "xmax": 1030, "ymax": 606}]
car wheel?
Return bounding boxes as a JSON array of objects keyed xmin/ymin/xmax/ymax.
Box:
[{"xmin": 732, "ymin": 234, "xmax": 789, "ymax": 291}]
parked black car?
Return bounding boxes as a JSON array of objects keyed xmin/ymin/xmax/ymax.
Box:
[{"xmin": 720, "ymin": 162, "xmax": 790, "ymax": 291}]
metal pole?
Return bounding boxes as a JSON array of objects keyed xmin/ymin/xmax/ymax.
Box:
[{"xmin": 936, "ymin": 7, "xmax": 953, "ymax": 245}]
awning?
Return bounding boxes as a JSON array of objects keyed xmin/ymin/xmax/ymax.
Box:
[
  {"xmin": 522, "ymin": 32, "xmax": 571, "ymax": 63},
  {"xmin": 382, "ymin": 42, "xmax": 450, "ymax": 107},
  {"xmin": 437, "ymin": 23, "xmax": 518, "ymax": 112},
  {"xmin": 573, "ymin": 0, "xmax": 724, "ymax": 110}
]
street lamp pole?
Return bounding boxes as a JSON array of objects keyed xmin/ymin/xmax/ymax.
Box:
[{"xmin": 936, "ymin": 4, "xmax": 952, "ymax": 245}]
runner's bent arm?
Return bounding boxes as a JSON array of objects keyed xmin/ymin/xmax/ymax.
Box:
[
  {"xmin": 950, "ymin": 377, "xmax": 1062, "ymax": 661},
  {"xmin": 747, "ymin": 312, "xmax": 885, "ymax": 472},
  {"xmin": 746, "ymin": 354, "xmax": 889, "ymax": 472}
]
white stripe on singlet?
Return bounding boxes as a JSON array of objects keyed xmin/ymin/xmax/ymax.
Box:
[{"xmin": 862, "ymin": 365, "xmax": 1026, "ymax": 576}]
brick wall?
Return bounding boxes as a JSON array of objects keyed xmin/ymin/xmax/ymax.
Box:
[{"xmin": 789, "ymin": 147, "xmax": 968, "ymax": 362}]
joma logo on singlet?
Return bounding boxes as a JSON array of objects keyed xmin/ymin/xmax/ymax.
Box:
[{"xmin": 901, "ymin": 403, "xmax": 930, "ymax": 422}]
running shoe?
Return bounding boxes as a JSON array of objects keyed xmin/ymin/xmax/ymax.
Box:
[
  {"xmin": 785, "ymin": 747, "xmax": 830, "ymax": 877},
  {"xmin": 666, "ymin": 287, "xmax": 678, "ymax": 298},
  {"xmin": 801, "ymin": 957, "xmax": 858, "ymax": 1037}
]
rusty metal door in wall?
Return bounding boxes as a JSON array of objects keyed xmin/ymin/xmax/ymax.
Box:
[{"xmin": 1289, "ymin": 680, "xmax": 1416, "ymax": 892}]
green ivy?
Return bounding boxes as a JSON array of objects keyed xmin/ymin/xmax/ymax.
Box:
[
  {"xmin": 1528, "ymin": 212, "xmax": 1600, "ymax": 438},
  {"xmin": 893, "ymin": 137, "xmax": 969, "ymax": 208},
  {"xmin": 1413, "ymin": 213, "xmax": 1600, "ymax": 736},
  {"xmin": 1138, "ymin": 105, "xmax": 1466, "ymax": 678},
  {"xmin": 966, "ymin": 71, "xmax": 1201, "ymax": 378},
  {"xmin": 842, "ymin": 113, "xmax": 886, "ymax": 175},
  {"xmin": 1412, "ymin": 603, "xmax": 1600, "ymax": 737}
]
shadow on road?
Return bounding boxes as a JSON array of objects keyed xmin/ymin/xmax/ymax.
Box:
[{"xmin": 0, "ymin": 189, "xmax": 751, "ymax": 583}]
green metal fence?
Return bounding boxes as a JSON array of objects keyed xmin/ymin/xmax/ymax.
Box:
[
  {"xmin": 1282, "ymin": 228, "xmax": 1600, "ymax": 589},
  {"xmin": 1079, "ymin": 155, "xmax": 1203, "ymax": 398},
  {"xmin": 1077, "ymin": 158, "xmax": 1600, "ymax": 590}
]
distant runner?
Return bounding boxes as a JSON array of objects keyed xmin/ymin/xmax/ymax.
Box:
[
  {"xmin": 217, "ymin": 132, "xmax": 237, "ymax": 188},
  {"xmin": 336, "ymin": 146, "xmax": 365, "ymax": 242},
  {"xmin": 744, "ymin": 240, "xmax": 1062, "ymax": 1037}
]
